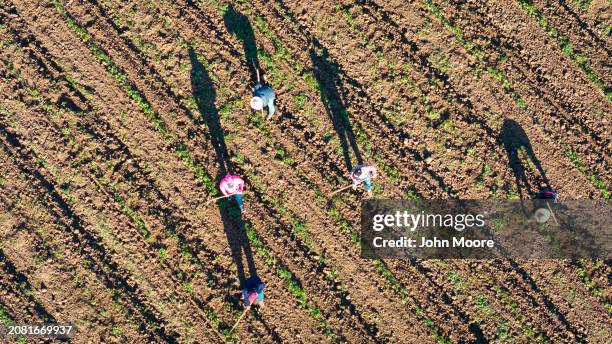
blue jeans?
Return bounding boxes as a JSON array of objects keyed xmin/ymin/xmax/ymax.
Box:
[
  {"xmin": 354, "ymin": 177, "xmax": 372, "ymax": 191},
  {"xmin": 233, "ymin": 193, "xmax": 244, "ymax": 211}
]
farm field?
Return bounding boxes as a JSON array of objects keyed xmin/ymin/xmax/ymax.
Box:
[{"xmin": 0, "ymin": 0, "xmax": 610, "ymax": 343}]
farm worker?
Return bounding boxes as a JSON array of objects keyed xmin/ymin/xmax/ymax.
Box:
[
  {"xmin": 534, "ymin": 188, "xmax": 557, "ymax": 200},
  {"xmin": 242, "ymin": 275, "xmax": 265, "ymax": 307},
  {"xmin": 219, "ymin": 174, "xmax": 245, "ymax": 213},
  {"xmin": 250, "ymin": 83, "xmax": 276, "ymax": 120},
  {"xmin": 350, "ymin": 164, "xmax": 378, "ymax": 197},
  {"xmin": 533, "ymin": 187, "xmax": 558, "ymax": 224}
]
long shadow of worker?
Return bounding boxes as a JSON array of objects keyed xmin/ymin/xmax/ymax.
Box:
[
  {"xmin": 190, "ymin": 47, "xmax": 257, "ymax": 285},
  {"xmin": 499, "ymin": 119, "xmax": 550, "ymax": 198},
  {"xmin": 310, "ymin": 48, "xmax": 363, "ymax": 170},
  {"xmin": 189, "ymin": 48, "xmax": 232, "ymax": 173},
  {"xmin": 224, "ymin": 5, "xmax": 260, "ymax": 84}
]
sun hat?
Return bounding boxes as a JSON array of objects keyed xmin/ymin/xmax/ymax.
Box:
[{"xmin": 250, "ymin": 96, "xmax": 264, "ymax": 110}]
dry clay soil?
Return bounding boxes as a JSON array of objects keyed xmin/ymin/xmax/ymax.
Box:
[{"xmin": 0, "ymin": 0, "xmax": 610, "ymax": 343}]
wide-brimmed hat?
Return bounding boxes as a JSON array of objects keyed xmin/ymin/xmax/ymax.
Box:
[{"xmin": 250, "ymin": 96, "xmax": 264, "ymax": 110}]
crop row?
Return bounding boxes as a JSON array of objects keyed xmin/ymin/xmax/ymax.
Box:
[
  {"xmin": 180, "ymin": 1, "xmax": 460, "ymax": 340},
  {"xmin": 421, "ymin": 0, "xmax": 610, "ymax": 199},
  {"xmin": 425, "ymin": 260, "xmax": 551, "ymax": 342},
  {"xmin": 50, "ymin": 1, "xmax": 349, "ymax": 340},
  {"xmin": 515, "ymin": 0, "xmax": 611, "ymax": 102},
  {"xmin": 316, "ymin": 2, "xmax": 608, "ymax": 338},
  {"xmin": 0, "ymin": 22, "xmax": 192, "ymax": 340},
  {"xmin": 422, "ymin": 0, "xmax": 527, "ymax": 110},
  {"xmin": 1, "ymin": 9, "xmax": 242, "ymax": 340},
  {"xmin": 77, "ymin": 0, "xmax": 369, "ymax": 338}
]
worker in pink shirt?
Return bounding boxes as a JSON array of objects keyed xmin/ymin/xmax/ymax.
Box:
[
  {"xmin": 219, "ymin": 174, "xmax": 245, "ymax": 213},
  {"xmin": 350, "ymin": 164, "xmax": 378, "ymax": 197}
]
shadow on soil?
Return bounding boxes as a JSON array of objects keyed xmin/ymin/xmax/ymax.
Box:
[
  {"xmin": 500, "ymin": 119, "xmax": 549, "ymax": 197},
  {"xmin": 0, "ymin": 128, "xmax": 178, "ymax": 342},
  {"xmin": 224, "ymin": 5, "xmax": 261, "ymax": 84},
  {"xmin": 0, "ymin": 249, "xmax": 56, "ymax": 323},
  {"xmin": 310, "ymin": 48, "xmax": 363, "ymax": 170},
  {"xmin": 252, "ymin": 308, "xmax": 283, "ymax": 342},
  {"xmin": 189, "ymin": 48, "xmax": 232, "ymax": 174},
  {"xmin": 190, "ymin": 47, "xmax": 258, "ymax": 286}
]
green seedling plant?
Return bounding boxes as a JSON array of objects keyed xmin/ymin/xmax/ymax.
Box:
[
  {"xmin": 564, "ymin": 146, "xmax": 610, "ymax": 198},
  {"xmin": 576, "ymin": 260, "xmax": 609, "ymax": 304},
  {"xmin": 216, "ymin": 4, "xmax": 455, "ymax": 340},
  {"xmin": 423, "ymin": 0, "xmax": 608, "ymax": 196},
  {"xmin": 422, "ymin": 0, "xmax": 527, "ymax": 110},
  {"xmin": 0, "ymin": 305, "xmax": 25, "ymax": 344},
  {"xmin": 70, "ymin": 2, "xmax": 347, "ymax": 337},
  {"xmin": 5, "ymin": 29, "xmax": 232, "ymax": 340},
  {"xmin": 516, "ymin": 0, "xmax": 610, "ymax": 101}
]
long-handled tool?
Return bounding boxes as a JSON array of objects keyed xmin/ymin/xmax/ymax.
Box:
[
  {"xmin": 251, "ymin": 59, "xmax": 265, "ymax": 117},
  {"xmin": 328, "ymin": 179, "xmax": 364, "ymax": 196},
  {"xmin": 230, "ymin": 306, "xmax": 251, "ymax": 333},
  {"xmin": 545, "ymin": 201, "xmax": 559, "ymax": 226},
  {"xmin": 253, "ymin": 59, "xmax": 261, "ymax": 84},
  {"xmin": 205, "ymin": 194, "xmax": 233, "ymax": 206}
]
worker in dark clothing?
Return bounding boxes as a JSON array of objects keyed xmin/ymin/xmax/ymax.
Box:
[
  {"xmin": 534, "ymin": 188, "xmax": 557, "ymax": 200},
  {"xmin": 533, "ymin": 188, "xmax": 558, "ymax": 224},
  {"xmin": 242, "ymin": 275, "xmax": 265, "ymax": 308}
]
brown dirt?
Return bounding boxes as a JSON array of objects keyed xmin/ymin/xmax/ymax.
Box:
[{"xmin": 0, "ymin": 0, "xmax": 610, "ymax": 343}]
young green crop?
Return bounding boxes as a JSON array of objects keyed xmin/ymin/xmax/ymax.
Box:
[{"xmin": 516, "ymin": 0, "xmax": 610, "ymax": 102}]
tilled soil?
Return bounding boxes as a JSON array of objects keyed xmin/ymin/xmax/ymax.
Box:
[{"xmin": 0, "ymin": 0, "xmax": 610, "ymax": 343}]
